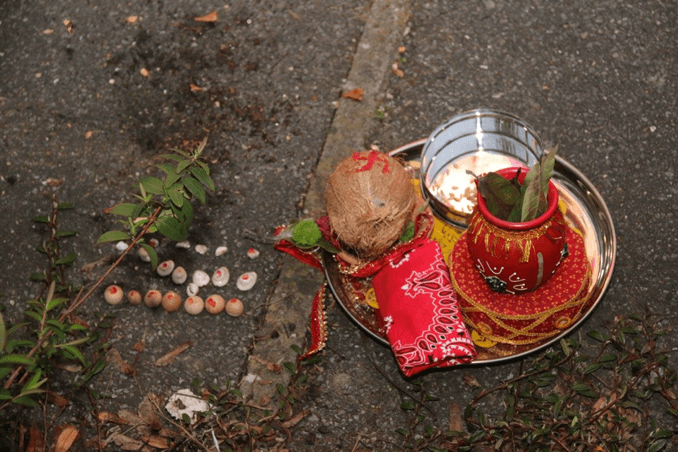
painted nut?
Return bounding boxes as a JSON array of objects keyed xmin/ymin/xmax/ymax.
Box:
[
  {"xmin": 205, "ymin": 294, "xmax": 225, "ymax": 315},
  {"xmin": 225, "ymin": 298, "xmax": 244, "ymax": 317},
  {"xmin": 236, "ymin": 272, "xmax": 257, "ymax": 291},
  {"xmin": 192, "ymin": 270, "xmax": 210, "ymax": 287},
  {"xmin": 104, "ymin": 285, "xmax": 124, "ymax": 305},
  {"xmin": 247, "ymin": 248, "xmax": 260, "ymax": 259},
  {"xmin": 184, "ymin": 296, "xmax": 204, "ymax": 315},
  {"xmin": 157, "ymin": 260, "xmax": 175, "ymax": 277},
  {"xmin": 161, "ymin": 291, "xmax": 182, "ymax": 312},
  {"xmin": 144, "ymin": 290, "xmax": 162, "ymax": 308},
  {"xmin": 171, "ymin": 266, "xmax": 187, "ymax": 284},
  {"xmin": 186, "ymin": 283, "xmax": 199, "ymax": 297},
  {"xmin": 211, "ymin": 267, "xmax": 230, "ymax": 287},
  {"xmin": 127, "ymin": 290, "xmax": 142, "ymax": 305}
]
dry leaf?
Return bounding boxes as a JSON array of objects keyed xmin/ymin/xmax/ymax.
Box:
[
  {"xmin": 194, "ymin": 11, "xmax": 218, "ymax": 22},
  {"xmin": 125, "ymin": 15, "xmax": 139, "ymax": 24},
  {"xmin": 55, "ymin": 425, "xmax": 79, "ymax": 452},
  {"xmin": 449, "ymin": 402, "xmax": 464, "ymax": 432},
  {"xmin": 98, "ymin": 411, "xmax": 126, "ymax": 424},
  {"xmin": 107, "ymin": 348, "xmax": 137, "ymax": 376},
  {"xmin": 107, "ymin": 432, "xmax": 151, "ymax": 452},
  {"xmin": 341, "ymin": 88, "xmax": 364, "ymax": 102},
  {"xmin": 281, "ymin": 409, "xmax": 310, "ymax": 428},
  {"xmin": 142, "ymin": 435, "xmax": 171, "ymax": 449},
  {"xmin": 398, "ymin": 46, "xmax": 406, "ymax": 53},
  {"xmin": 43, "ymin": 29, "xmax": 54, "ymax": 35},
  {"xmin": 155, "ymin": 341, "xmax": 192, "ymax": 367},
  {"xmin": 462, "ymin": 374, "xmax": 482, "ymax": 388},
  {"xmin": 63, "ymin": 19, "xmax": 73, "ymax": 33},
  {"xmin": 26, "ymin": 423, "xmax": 44, "ymax": 452},
  {"xmin": 85, "ymin": 131, "xmax": 94, "ymax": 139},
  {"xmin": 138, "ymin": 394, "xmax": 163, "ymax": 431},
  {"xmin": 391, "ymin": 62, "xmax": 404, "ymax": 78},
  {"xmin": 132, "ymin": 340, "xmax": 145, "ymax": 352},
  {"xmin": 189, "ymin": 83, "xmax": 204, "ymax": 92},
  {"xmin": 139, "ymin": 68, "xmax": 149, "ymax": 77},
  {"xmin": 47, "ymin": 390, "xmax": 70, "ymax": 408}
]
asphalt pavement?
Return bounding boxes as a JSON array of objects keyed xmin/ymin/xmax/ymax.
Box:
[{"xmin": 1, "ymin": 0, "xmax": 677, "ymax": 450}]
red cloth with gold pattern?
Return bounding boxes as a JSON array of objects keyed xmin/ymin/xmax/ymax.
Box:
[
  {"xmin": 451, "ymin": 227, "xmax": 591, "ymax": 345},
  {"xmin": 372, "ymin": 239, "xmax": 476, "ymax": 376}
]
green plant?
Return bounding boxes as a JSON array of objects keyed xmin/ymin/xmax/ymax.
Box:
[
  {"xmin": 473, "ymin": 145, "xmax": 558, "ymax": 222},
  {"xmin": 97, "ymin": 137, "xmax": 215, "ymax": 269}
]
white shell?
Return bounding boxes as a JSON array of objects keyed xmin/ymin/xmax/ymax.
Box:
[
  {"xmin": 215, "ymin": 246, "xmax": 228, "ymax": 256},
  {"xmin": 104, "ymin": 285, "xmax": 124, "ymax": 305},
  {"xmin": 165, "ymin": 389, "xmax": 211, "ymax": 423},
  {"xmin": 157, "ymin": 260, "xmax": 175, "ymax": 277},
  {"xmin": 195, "ymin": 244, "xmax": 208, "ymax": 255},
  {"xmin": 236, "ymin": 272, "xmax": 257, "ymax": 291},
  {"xmin": 175, "ymin": 240, "xmax": 191, "ymax": 249},
  {"xmin": 247, "ymin": 248, "xmax": 260, "ymax": 259},
  {"xmin": 115, "ymin": 241, "xmax": 129, "ymax": 252},
  {"xmin": 171, "ymin": 266, "xmax": 187, "ymax": 284},
  {"xmin": 186, "ymin": 283, "xmax": 199, "ymax": 297},
  {"xmin": 184, "ymin": 296, "xmax": 204, "ymax": 315},
  {"xmin": 205, "ymin": 294, "xmax": 225, "ymax": 314},
  {"xmin": 211, "ymin": 267, "xmax": 230, "ymax": 287},
  {"xmin": 138, "ymin": 247, "xmax": 151, "ymax": 262},
  {"xmin": 192, "ymin": 270, "xmax": 210, "ymax": 287},
  {"xmin": 225, "ymin": 298, "xmax": 244, "ymax": 317}
]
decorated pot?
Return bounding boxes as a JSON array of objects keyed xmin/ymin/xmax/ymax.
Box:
[{"xmin": 466, "ymin": 167, "xmax": 568, "ymax": 293}]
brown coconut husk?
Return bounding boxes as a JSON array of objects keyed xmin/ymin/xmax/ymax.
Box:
[{"xmin": 325, "ymin": 150, "xmax": 416, "ymax": 259}]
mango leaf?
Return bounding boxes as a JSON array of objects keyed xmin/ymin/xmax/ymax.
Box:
[
  {"xmin": 156, "ymin": 216, "xmax": 188, "ymax": 242},
  {"xmin": 189, "ymin": 166, "xmax": 215, "ymax": 191},
  {"xmin": 140, "ymin": 243, "xmax": 158, "ymax": 270},
  {"xmin": 539, "ymin": 145, "xmax": 558, "ymax": 197},
  {"xmin": 520, "ymin": 160, "xmax": 545, "ymax": 222},
  {"xmin": 478, "ymin": 172, "xmax": 520, "ymax": 220},
  {"xmin": 108, "ymin": 203, "xmax": 142, "ymax": 217},
  {"xmin": 97, "ymin": 230, "xmax": 131, "ymax": 244},
  {"xmin": 140, "ymin": 176, "xmax": 164, "ymax": 195},
  {"xmin": 183, "ymin": 177, "xmax": 206, "ymax": 204}
]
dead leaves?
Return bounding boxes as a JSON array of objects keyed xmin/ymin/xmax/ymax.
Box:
[
  {"xmin": 107, "ymin": 348, "xmax": 137, "ymax": 376},
  {"xmin": 154, "ymin": 341, "xmax": 192, "ymax": 367},
  {"xmin": 342, "ymin": 88, "xmax": 364, "ymax": 102},
  {"xmin": 194, "ymin": 11, "xmax": 218, "ymax": 23},
  {"xmin": 55, "ymin": 425, "xmax": 79, "ymax": 452}
]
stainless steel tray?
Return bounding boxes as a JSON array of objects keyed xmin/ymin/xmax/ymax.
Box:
[{"xmin": 323, "ymin": 139, "xmax": 616, "ymax": 364}]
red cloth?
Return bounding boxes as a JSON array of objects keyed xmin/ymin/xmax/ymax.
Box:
[{"xmin": 372, "ymin": 239, "xmax": 476, "ymax": 376}]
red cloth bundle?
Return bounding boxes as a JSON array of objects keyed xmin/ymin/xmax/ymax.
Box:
[{"xmin": 372, "ymin": 239, "xmax": 476, "ymax": 376}]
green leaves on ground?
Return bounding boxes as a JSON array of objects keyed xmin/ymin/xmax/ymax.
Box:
[{"xmin": 96, "ymin": 138, "xmax": 215, "ymax": 263}]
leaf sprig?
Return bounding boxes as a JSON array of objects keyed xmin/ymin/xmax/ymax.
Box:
[
  {"xmin": 471, "ymin": 145, "xmax": 558, "ymax": 223},
  {"xmin": 97, "ymin": 138, "xmax": 215, "ymax": 268}
]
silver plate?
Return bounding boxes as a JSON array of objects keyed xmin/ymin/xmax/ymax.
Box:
[{"xmin": 323, "ymin": 139, "xmax": 616, "ymax": 364}]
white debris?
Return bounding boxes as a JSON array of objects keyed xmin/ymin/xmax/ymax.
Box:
[
  {"xmin": 175, "ymin": 240, "xmax": 191, "ymax": 249},
  {"xmin": 115, "ymin": 241, "xmax": 128, "ymax": 252},
  {"xmin": 192, "ymin": 270, "xmax": 210, "ymax": 287},
  {"xmin": 165, "ymin": 389, "xmax": 211, "ymax": 423},
  {"xmin": 215, "ymin": 246, "xmax": 228, "ymax": 256},
  {"xmin": 195, "ymin": 244, "xmax": 208, "ymax": 255}
]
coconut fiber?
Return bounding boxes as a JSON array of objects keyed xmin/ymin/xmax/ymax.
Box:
[{"xmin": 325, "ymin": 150, "xmax": 416, "ymax": 259}]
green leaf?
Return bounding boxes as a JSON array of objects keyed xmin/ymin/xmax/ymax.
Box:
[
  {"xmin": 190, "ymin": 166, "xmax": 215, "ymax": 191},
  {"xmin": 140, "ymin": 176, "xmax": 164, "ymax": 195},
  {"xmin": 291, "ymin": 344, "xmax": 302, "ymax": 356},
  {"xmin": 97, "ymin": 230, "xmax": 131, "ymax": 244},
  {"xmin": 583, "ymin": 363, "xmax": 603, "ymax": 374},
  {"xmin": 0, "ymin": 366, "xmax": 12, "ymax": 380},
  {"xmin": 0, "ymin": 354, "xmax": 35, "ymax": 366},
  {"xmin": 140, "ymin": 243, "xmax": 158, "ymax": 269},
  {"xmin": 60, "ymin": 344, "xmax": 88, "ymax": 366},
  {"xmin": 108, "ymin": 203, "xmax": 143, "ymax": 217},
  {"xmin": 56, "ymin": 202, "xmax": 75, "ymax": 210},
  {"xmin": 0, "ymin": 312, "xmax": 5, "ymax": 351},
  {"xmin": 32, "ymin": 215, "xmax": 49, "ymax": 223},
  {"xmin": 56, "ymin": 230, "xmax": 77, "ymax": 238},
  {"xmin": 477, "ymin": 172, "xmax": 520, "ymax": 220},
  {"xmin": 283, "ymin": 362, "xmax": 297, "ymax": 374},
  {"xmin": 571, "ymin": 383, "xmax": 597, "ymax": 398},
  {"xmin": 649, "ymin": 440, "xmax": 667, "ymax": 452},
  {"xmin": 167, "ymin": 184, "xmax": 184, "ymax": 208},
  {"xmin": 12, "ymin": 395, "xmax": 38, "ymax": 407},
  {"xmin": 21, "ymin": 369, "xmax": 45, "ymax": 392},
  {"xmin": 156, "ymin": 216, "xmax": 187, "ymax": 242},
  {"xmin": 176, "ymin": 159, "xmax": 192, "ymax": 175},
  {"xmin": 520, "ymin": 163, "xmax": 545, "ymax": 222},
  {"xmin": 180, "ymin": 199, "xmax": 194, "ymax": 226},
  {"xmin": 395, "ymin": 428, "xmax": 408, "ymax": 436},
  {"xmin": 54, "ymin": 253, "xmax": 77, "ymax": 266},
  {"xmin": 162, "ymin": 153, "xmax": 185, "ymax": 163},
  {"xmin": 587, "ymin": 330, "xmax": 606, "ymax": 342},
  {"xmin": 400, "ymin": 401, "xmax": 416, "ymax": 410},
  {"xmin": 182, "ymin": 177, "xmax": 206, "ymax": 204},
  {"xmin": 29, "ymin": 272, "xmax": 46, "ymax": 282},
  {"xmin": 46, "ymin": 297, "xmax": 69, "ymax": 312},
  {"xmin": 276, "ymin": 384, "xmax": 287, "ymax": 395},
  {"xmin": 156, "ymin": 163, "xmax": 175, "ymax": 175}
]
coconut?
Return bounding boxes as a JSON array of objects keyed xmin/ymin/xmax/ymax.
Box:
[{"xmin": 325, "ymin": 150, "xmax": 415, "ymax": 259}]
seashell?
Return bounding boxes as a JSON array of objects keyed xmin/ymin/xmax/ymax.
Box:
[
  {"xmin": 161, "ymin": 291, "xmax": 182, "ymax": 312},
  {"xmin": 171, "ymin": 266, "xmax": 187, "ymax": 284},
  {"xmin": 186, "ymin": 283, "xmax": 199, "ymax": 297},
  {"xmin": 104, "ymin": 285, "xmax": 124, "ymax": 305},
  {"xmin": 215, "ymin": 246, "xmax": 228, "ymax": 256},
  {"xmin": 184, "ymin": 296, "xmax": 204, "ymax": 315},
  {"xmin": 192, "ymin": 270, "xmax": 210, "ymax": 287},
  {"xmin": 205, "ymin": 294, "xmax": 225, "ymax": 315},
  {"xmin": 211, "ymin": 267, "xmax": 230, "ymax": 287},
  {"xmin": 157, "ymin": 260, "xmax": 175, "ymax": 277},
  {"xmin": 138, "ymin": 247, "xmax": 151, "ymax": 262},
  {"xmin": 246, "ymin": 248, "xmax": 260, "ymax": 259},
  {"xmin": 144, "ymin": 290, "xmax": 162, "ymax": 308},
  {"xmin": 195, "ymin": 244, "xmax": 208, "ymax": 255},
  {"xmin": 236, "ymin": 272, "xmax": 257, "ymax": 291},
  {"xmin": 225, "ymin": 298, "xmax": 244, "ymax": 317},
  {"xmin": 115, "ymin": 241, "xmax": 128, "ymax": 252},
  {"xmin": 127, "ymin": 290, "xmax": 142, "ymax": 305},
  {"xmin": 176, "ymin": 240, "xmax": 191, "ymax": 249}
]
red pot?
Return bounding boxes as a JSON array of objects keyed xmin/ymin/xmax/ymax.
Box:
[{"xmin": 466, "ymin": 167, "xmax": 568, "ymax": 293}]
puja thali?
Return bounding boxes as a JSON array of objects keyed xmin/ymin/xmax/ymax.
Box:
[{"xmin": 323, "ymin": 138, "xmax": 616, "ymax": 364}]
